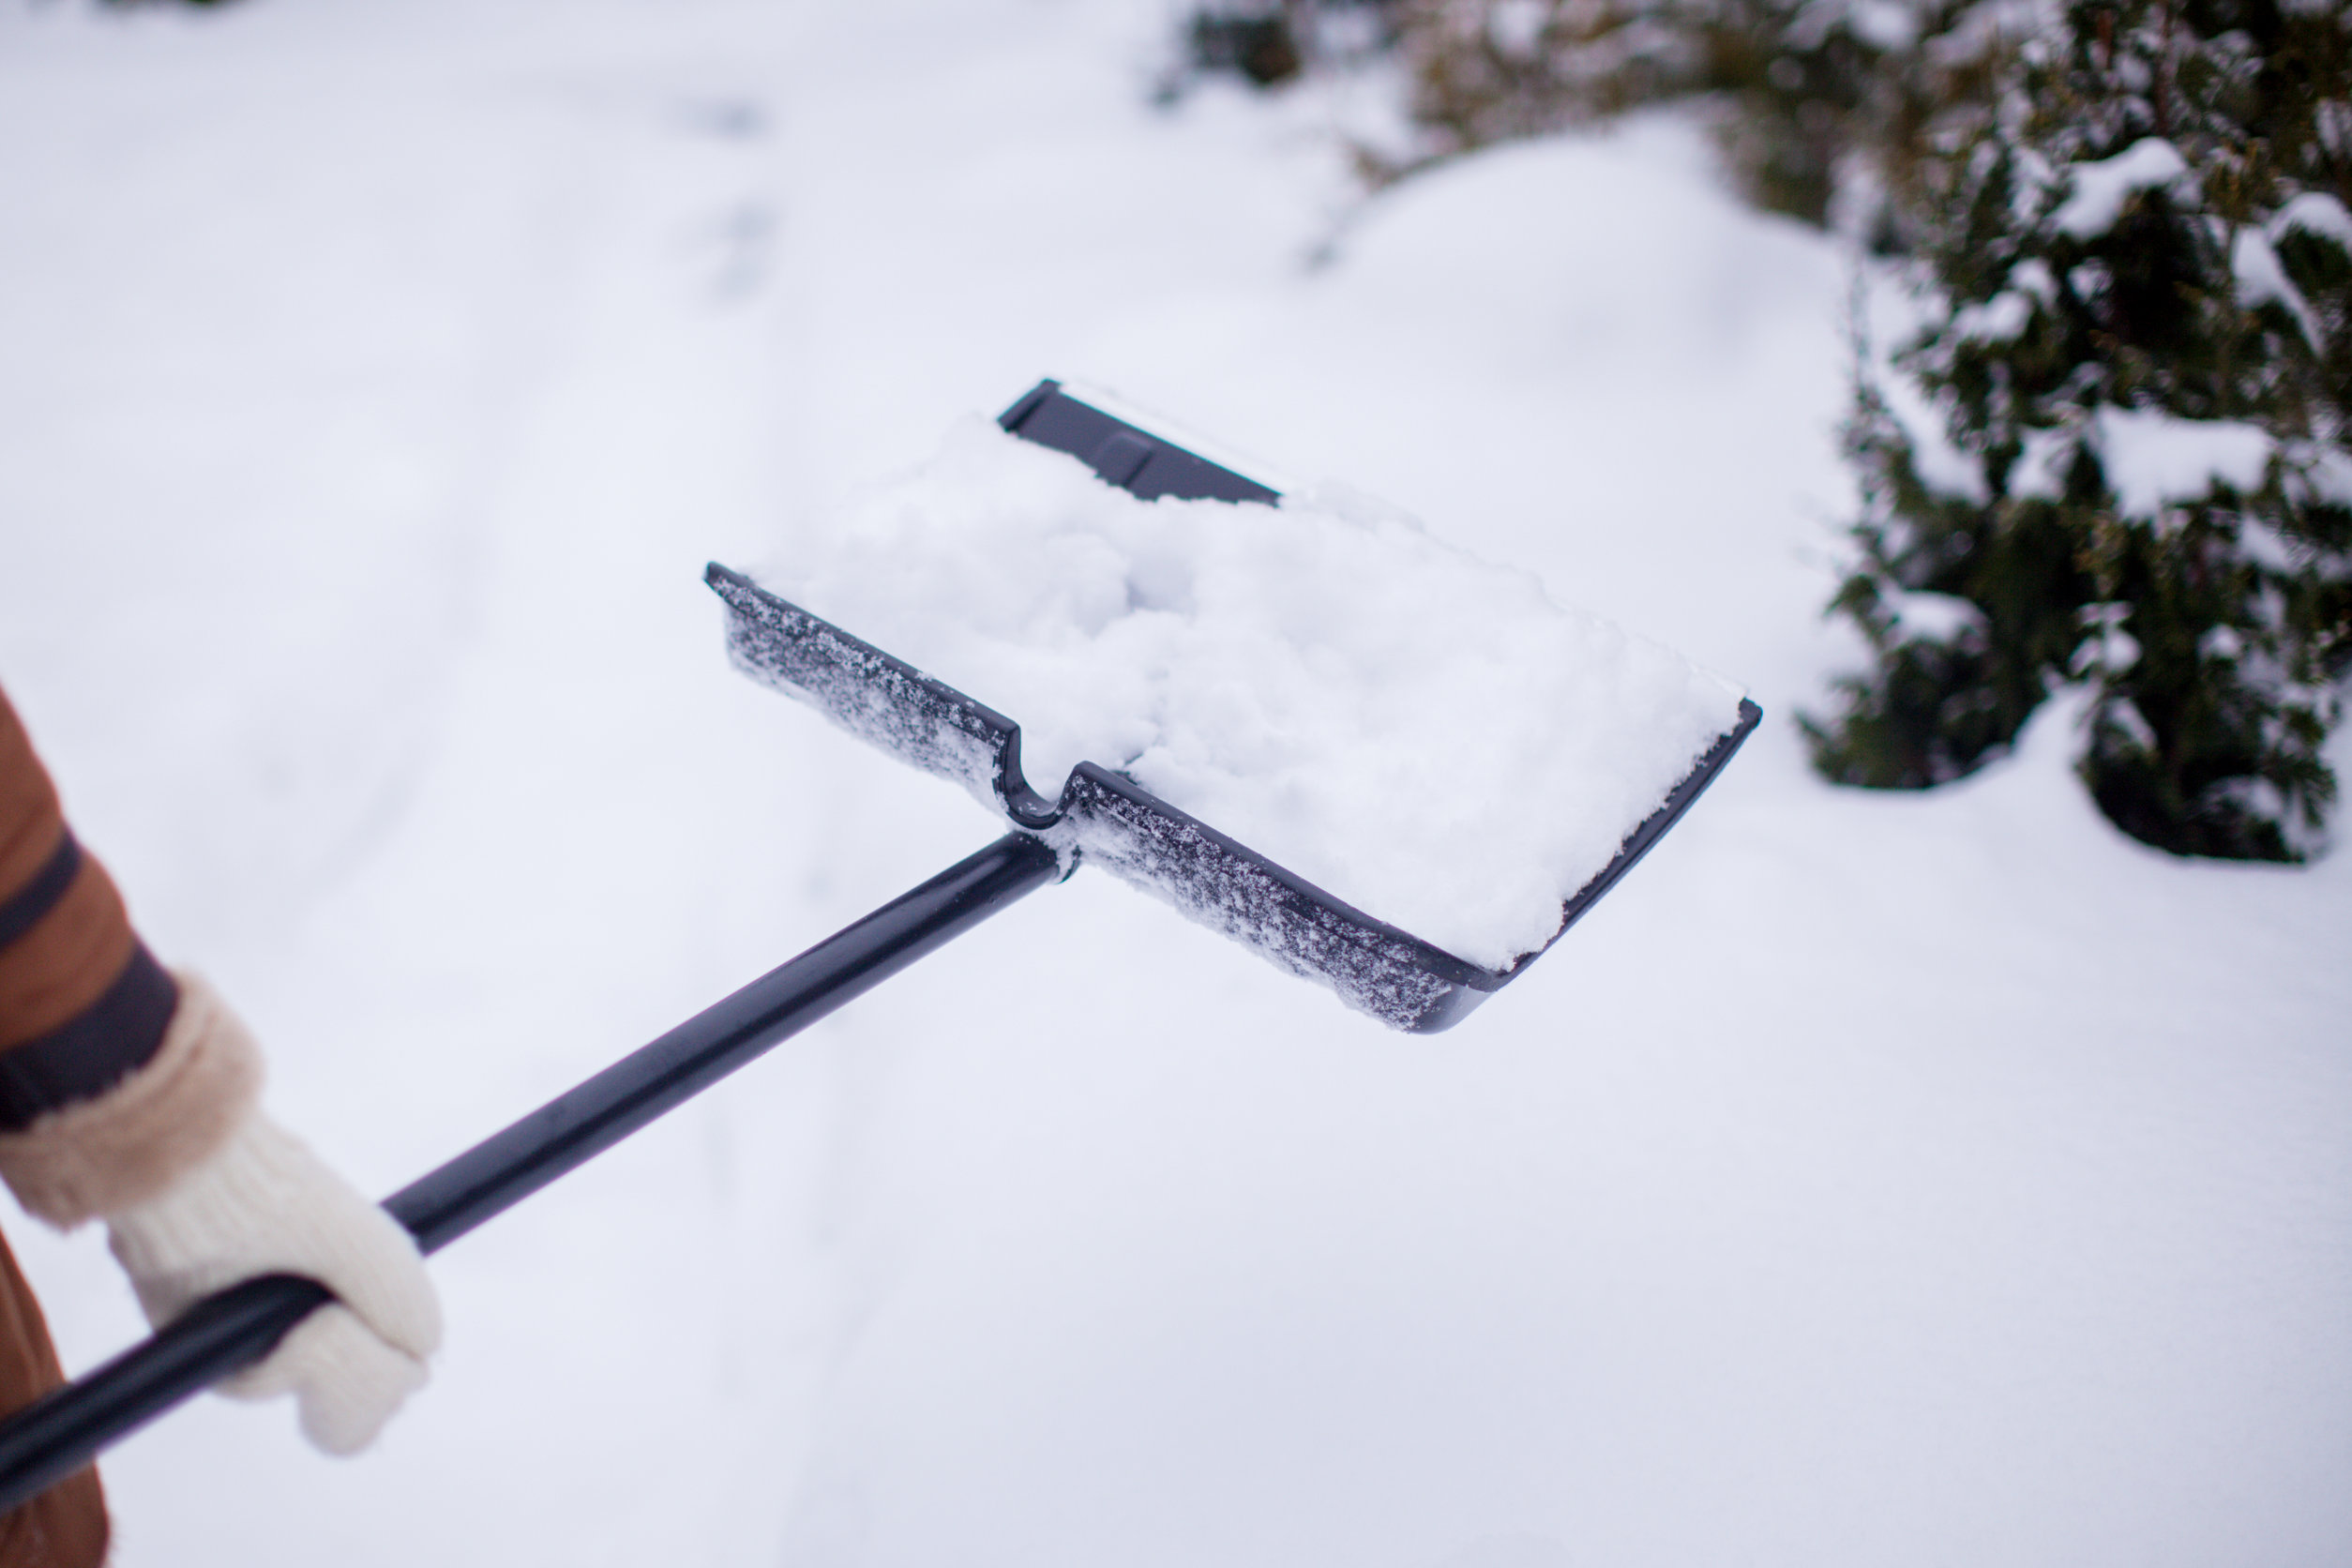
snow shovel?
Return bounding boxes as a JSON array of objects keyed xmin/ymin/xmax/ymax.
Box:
[{"xmin": 0, "ymin": 381, "xmax": 1757, "ymax": 1510}]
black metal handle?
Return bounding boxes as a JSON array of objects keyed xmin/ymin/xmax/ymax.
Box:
[{"xmin": 0, "ymin": 831, "xmax": 1062, "ymax": 1514}]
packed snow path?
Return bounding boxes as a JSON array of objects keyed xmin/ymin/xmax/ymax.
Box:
[{"xmin": 0, "ymin": 3, "xmax": 2346, "ymax": 1566}]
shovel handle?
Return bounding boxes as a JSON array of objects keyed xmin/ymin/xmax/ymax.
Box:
[{"xmin": 0, "ymin": 831, "xmax": 1062, "ymax": 1514}]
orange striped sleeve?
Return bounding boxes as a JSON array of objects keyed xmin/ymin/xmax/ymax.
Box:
[{"xmin": 0, "ymin": 687, "xmax": 176, "ymax": 1131}]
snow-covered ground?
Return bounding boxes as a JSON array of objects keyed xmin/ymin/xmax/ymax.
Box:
[{"xmin": 0, "ymin": 2, "xmax": 2345, "ymax": 1564}]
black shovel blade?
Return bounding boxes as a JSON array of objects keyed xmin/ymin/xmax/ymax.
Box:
[{"xmin": 708, "ymin": 381, "xmax": 1759, "ymax": 1032}]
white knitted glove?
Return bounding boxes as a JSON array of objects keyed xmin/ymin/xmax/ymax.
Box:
[{"xmin": 103, "ymin": 1109, "xmax": 441, "ymax": 1455}]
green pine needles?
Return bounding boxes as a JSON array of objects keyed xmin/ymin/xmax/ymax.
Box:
[{"xmin": 1811, "ymin": 0, "xmax": 2352, "ymax": 860}]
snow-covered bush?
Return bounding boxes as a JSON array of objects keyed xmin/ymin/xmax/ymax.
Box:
[
  {"xmin": 1168, "ymin": 0, "xmax": 2006, "ymax": 239},
  {"xmin": 1808, "ymin": 0, "xmax": 2352, "ymax": 861},
  {"xmin": 1377, "ymin": 0, "xmax": 2010, "ymax": 233},
  {"xmin": 1168, "ymin": 0, "xmax": 2348, "ymax": 860}
]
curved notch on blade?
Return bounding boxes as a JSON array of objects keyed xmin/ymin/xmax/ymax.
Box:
[{"xmin": 709, "ymin": 564, "xmax": 1492, "ymax": 1029}]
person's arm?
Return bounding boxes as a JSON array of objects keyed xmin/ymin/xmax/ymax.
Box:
[{"xmin": 0, "ymin": 685, "xmax": 438, "ymax": 1454}]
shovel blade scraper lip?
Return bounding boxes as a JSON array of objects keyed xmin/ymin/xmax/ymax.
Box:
[{"xmin": 709, "ymin": 381, "xmax": 1760, "ymax": 1033}]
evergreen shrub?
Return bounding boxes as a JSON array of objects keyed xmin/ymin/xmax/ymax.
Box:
[
  {"xmin": 1813, "ymin": 0, "xmax": 2352, "ymax": 860},
  {"xmin": 1173, "ymin": 0, "xmax": 2351, "ymax": 860}
]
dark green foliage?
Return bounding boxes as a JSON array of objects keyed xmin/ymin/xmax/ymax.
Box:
[
  {"xmin": 1813, "ymin": 0, "xmax": 2352, "ymax": 860},
  {"xmin": 1804, "ymin": 389, "xmax": 2094, "ymax": 787}
]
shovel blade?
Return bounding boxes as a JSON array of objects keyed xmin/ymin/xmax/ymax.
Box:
[{"xmin": 710, "ymin": 383, "xmax": 1759, "ymax": 1032}]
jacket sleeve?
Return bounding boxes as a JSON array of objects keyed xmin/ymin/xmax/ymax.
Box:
[{"xmin": 0, "ymin": 686, "xmax": 260, "ymax": 1228}]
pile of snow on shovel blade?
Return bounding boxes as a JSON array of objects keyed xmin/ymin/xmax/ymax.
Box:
[{"xmin": 764, "ymin": 416, "xmax": 1747, "ymax": 970}]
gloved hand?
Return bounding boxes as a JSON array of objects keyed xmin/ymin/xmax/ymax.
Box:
[
  {"xmin": 0, "ymin": 970, "xmax": 440, "ymax": 1455},
  {"xmin": 103, "ymin": 1106, "xmax": 441, "ymax": 1455}
]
